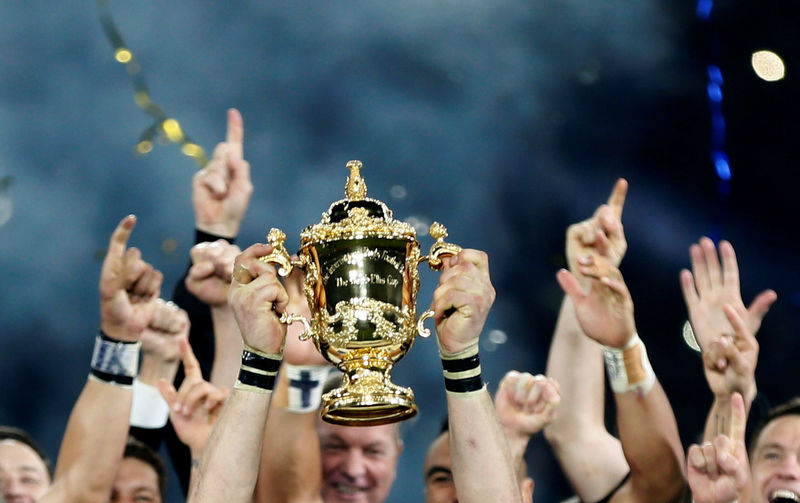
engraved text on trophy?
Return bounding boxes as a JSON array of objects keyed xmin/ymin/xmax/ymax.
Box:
[{"xmin": 318, "ymin": 239, "xmax": 407, "ymax": 343}]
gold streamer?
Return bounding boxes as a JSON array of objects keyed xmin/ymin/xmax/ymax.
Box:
[{"xmin": 97, "ymin": 0, "xmax": 208, "ymax": 167}]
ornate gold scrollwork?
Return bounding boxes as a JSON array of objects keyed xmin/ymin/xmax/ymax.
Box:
[
  {"xmin": 321, "ymin": 298, "xmax": 413, "ymax": 348},
  {"xmin": 259, "ymin": 227, "xmax": 293, "ymax": 277},
  {"xmin": 416, "ymin": 310, "xmax": 434, "ymax": 338},
  {"xmin": 279, "ymin": 312, "xmax": 313, "ymax": 341},
  {"xmin": 424, "ymin": 222, "xmax": 462, "ymax": 271}
]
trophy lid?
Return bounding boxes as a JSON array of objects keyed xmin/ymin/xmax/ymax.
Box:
[{"xmin": 300, "ymin": 161, "xmax": 417, "ymax": 246}]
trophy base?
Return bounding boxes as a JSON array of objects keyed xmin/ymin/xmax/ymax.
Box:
[{"xmin": 320, "ymin": 368, "xmax": 418, "ymax": 426}]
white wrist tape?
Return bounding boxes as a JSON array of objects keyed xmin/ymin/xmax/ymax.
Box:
[
  {"xmin": 602, "ymin": 334, "xmax": 656, "ymax": 395},
  {"xmin": 285, "ymin": 364, "xmax": 330, "ymax": 413},
  {"xmin": 90, "ymin": 334, "xmax": 140, "ymax": 387},
  {"xmin": 130, "ymin": 379, "xmax": 170, "ymax": 428}
]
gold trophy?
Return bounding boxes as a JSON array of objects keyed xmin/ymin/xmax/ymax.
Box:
[{"xmin": 262, "ymin": 160, "xmax": 460, "ymax": 426}]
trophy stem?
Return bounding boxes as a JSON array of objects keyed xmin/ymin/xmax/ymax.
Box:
[{"xmin": 320, "ymin": 350, "xmax": 418, "ymax": 426}]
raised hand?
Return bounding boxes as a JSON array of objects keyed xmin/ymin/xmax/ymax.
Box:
[
  {"xmin": 99, "ymin": 215, "xmax": 163, "ymax": 341},
  {"xmin": 566, "ymin": 179, "xmax": 628, "ymax": 283},
  {"xmin": 494, "ymin": 371, "xmax": 560, "ymax": 437},
  {"xmin": 192, "ymin": 108, "xmax": 253, "ymax": 238},
  {"xmin": 688, "ymin": 392, "xmax": 749, "ymax": 503},
  {"xmin": 680, "ymin": 238, "xmax": 776, "ymax": 352},
  {"xmin": 431, "ymin": 249, "xmax": 496, "ymax": 355},
  {"xmin": 702, "ymin": 304, "xmax": 759, "ymax": 404},
  {"xmin": 140, "ymin": 299, "xmax": 189, "ymax": 364},
  {"xmin": 157, "ymin": 339, "xmax": 230, "ymax": 456},
  {"xmin": 228, "ymin": 244, "xmax": 289, "ymax": 355},
  {"xmin": 185, "ymin": 239, "xmax": 242, "ymax": 306},
  {"xmin": 138, "ymin": 300, "xmax": 190, "ymax": 387},
  {"xmin": 556, "ymin": 256, "xmax": 635, "ymax": 348}
]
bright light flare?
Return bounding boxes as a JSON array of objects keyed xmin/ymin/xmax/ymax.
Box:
[
  {"xmin": 161, "ymin": 118, "xmax": 184, "ymax": 142},
  {"xmin": 136, "ymin": 140, "xmax": 153, "ymax": 155},
  {"xmin": 181, "ymin": 143, "xmax": 205, "ymax": 158},
  {"xmin": 751, "ymin": 50, "xmax": 785, "ymax": 82},
  {"xmin": 115, "ymin": 48, "xmax": 133, "ymax": 64}
]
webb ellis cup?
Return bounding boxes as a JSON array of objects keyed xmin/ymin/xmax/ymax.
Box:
[{"xmin": 262, "ymin": 160, "xmax": 460, "ymax": 426}]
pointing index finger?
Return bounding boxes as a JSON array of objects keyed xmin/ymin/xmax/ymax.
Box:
[
  {"xmin": 226, "ymin": 108, "xmax": 244, "ymax": 159},
  {"xmin": 607, "ymin": 178, "xmax": 628, "ymax": 220},
  {"xmin": 178, "ymin": 337, "xmax": 202, "ymax": 380},
  {"xmin": 107, "ymin": 215, "xmax": 137, "ymax": 259}
]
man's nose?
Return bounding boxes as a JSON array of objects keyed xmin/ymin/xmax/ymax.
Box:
[
  {"xmin": 342, "ymin": 449, "xmax": 367, "ymax": 479},
  {"xmin": 449, "ymin": 488, "xmax": 459, "ymax": 503},
  {"xmin": 777, "ymin": 455, "xmax": 800, "ymax": 479},
  {"xmin": 2, "ymin": 477, "xmax": 24, "ymax": 500}
]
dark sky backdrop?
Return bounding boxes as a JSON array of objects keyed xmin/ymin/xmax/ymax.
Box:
[{"xmin": 1, "ymin": 1, "xmax": 799, "ymax": 501}]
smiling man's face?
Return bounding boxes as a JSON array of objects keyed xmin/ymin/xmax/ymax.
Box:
[
  {"xmin": 0, "ymin": 439, "xmax": 50, "ymax": 503},
  {"xmin": 318, "ymin": 421, "xmax": 402, "ymax": 503},
  {"xmin": 751, "ymin": 414, "xmax": 800, "ymax": 503}
]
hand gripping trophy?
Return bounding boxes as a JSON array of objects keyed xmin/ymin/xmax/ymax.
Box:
[{"xmin": 262, "ymin": 160, "xmax": 460, "ymax": 426}]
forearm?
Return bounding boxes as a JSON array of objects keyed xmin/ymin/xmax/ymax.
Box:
[
  {"xmin": 172, "ymin": 230, "xmax": 236, "ymax": 380},
  {"xmin": 447, "ymin": 388, "xmax": 522, "ymax": 503},
  {"xmin": 545, "ymin": 297, "xmax": 608, "ymax": 435},
  {"xmin": 51, "ymin": 378, "xmax": 132, "ymax": 503},
  {"xmin": 544, "ymin": 297, "xmax": 628, "ymax": 500},
  {"xmin": 614, "ymin": 381, "xmax": 686, "ymax": 502},
  {"xmin": 702, "ymin": 391, "xmax": 755, "ymax": 443},
  {"xmin": 254, "ymin": 371, "xmax": 323, "ymax": 503},
  {"xmin": 191, "ymin": 389, "xmax": 271, "ymax": 503},
  {"xmin": 209, "ymin": 305, "xmax": 243, "ymax": 387},
  {"xmin": 504, "ymin": 430, "xmax": 530, "ymax": 482}
]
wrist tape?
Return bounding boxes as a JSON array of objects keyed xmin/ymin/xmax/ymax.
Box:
[
  {"xmin": 602, "ymin": 333, "xmax": 656, "ymax": 395},
  {"xmin": 285, "ymin": 364, "xmax": 330, "ymax": 413},
  {"xmin": 441, "ymin": 345, "xmax": 485, "ymax": 394},
  {"xmin": 90, "ymin": 332, "xmax": 141, "ymax": 388},
  {"xmin": 233, "ymin": 345, "xmax": 282, "ymax": 394}
]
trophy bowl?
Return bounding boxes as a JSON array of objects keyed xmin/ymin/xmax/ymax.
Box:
[{"xmin": 262, "ymin": 160, "xmax": 460, "ymax": 426}]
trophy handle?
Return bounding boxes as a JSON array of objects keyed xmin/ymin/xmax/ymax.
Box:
[
  {"xmin": 279, "ymin": 312, "xmax": 313, "ymax": 341},
  {"xmin": 417, "ymin": 310, "xmax": 435, "ymax": 338},
  {"xmin": 421, "ymin": 222, "xmax": 462, "ymax": 271},
  {"xmin": 259, "ymin": 228, "xmax": 293, "ymax": 277}
]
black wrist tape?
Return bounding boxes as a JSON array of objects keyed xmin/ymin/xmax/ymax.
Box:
[
  {"xmin": 234, "ymin": 346, "xmax": 282, "ymax": 393},
  {"xmin": 441, "ymin": 350, "xmax": 483, "ymax": 393},
  {"xmin": 237, "ymin": 367, "xmax": 277, "ymax": 390}
]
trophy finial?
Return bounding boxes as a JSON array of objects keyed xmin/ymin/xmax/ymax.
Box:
[
  {"xmin": 429, "ymin": 221, "xmax": 448, "ymax": 241},
  {"xmin": 345, "ymin": 160, "xmax": 367, "ymax": 201}
]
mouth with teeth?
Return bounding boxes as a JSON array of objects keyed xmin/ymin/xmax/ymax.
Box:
[
  {"xmin": 330, "ymin": 482, "xmax": 369, "ymax": 498},
  {"xmin": 770, "ymin": 489, "xmax": 800, "ymax": 502}
]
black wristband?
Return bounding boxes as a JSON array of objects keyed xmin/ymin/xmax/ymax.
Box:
[
  {"xmin": 242, "ymin": 349, "xmax": 282, "ymax": 373},
  {"xmin": 90, "ymin": 368, "xmax": 135, "ymax": 387},
  {"xmin": 99, "ymin": 330, "xmax": 137, "ymax": 344},
  {"xmin": 440, "ymin": 347, "xmax": 483, "ymax": 393},
  {"xmin": 194, "ymin": 229, "xmax": 235, "ymax": 245},
  {"xmin": 237, "ymin": 367, "xmax": 277, "ymax": 391},
  {"xmin": 234, "ymin": 346, "xmax": 282, "ymax": 393},
  {"xmin": 444, "ymin": 374, "xmax": 484, "ymax": 393},
  {"xmin": 441, "ymin": 353, "xmax": 480, "ymax": 373}
]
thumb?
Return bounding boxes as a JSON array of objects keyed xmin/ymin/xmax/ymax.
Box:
[
  {"xmin": 746, "ymin": 289, "xmax": 777, "ymax": 334},
  {"xmin": 556, "ymin": 269, "xmax": 584, "ymax": 301},
  {"xmin": 730, "ymin": 392, "xmax": 746, "ymax": 453}
]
